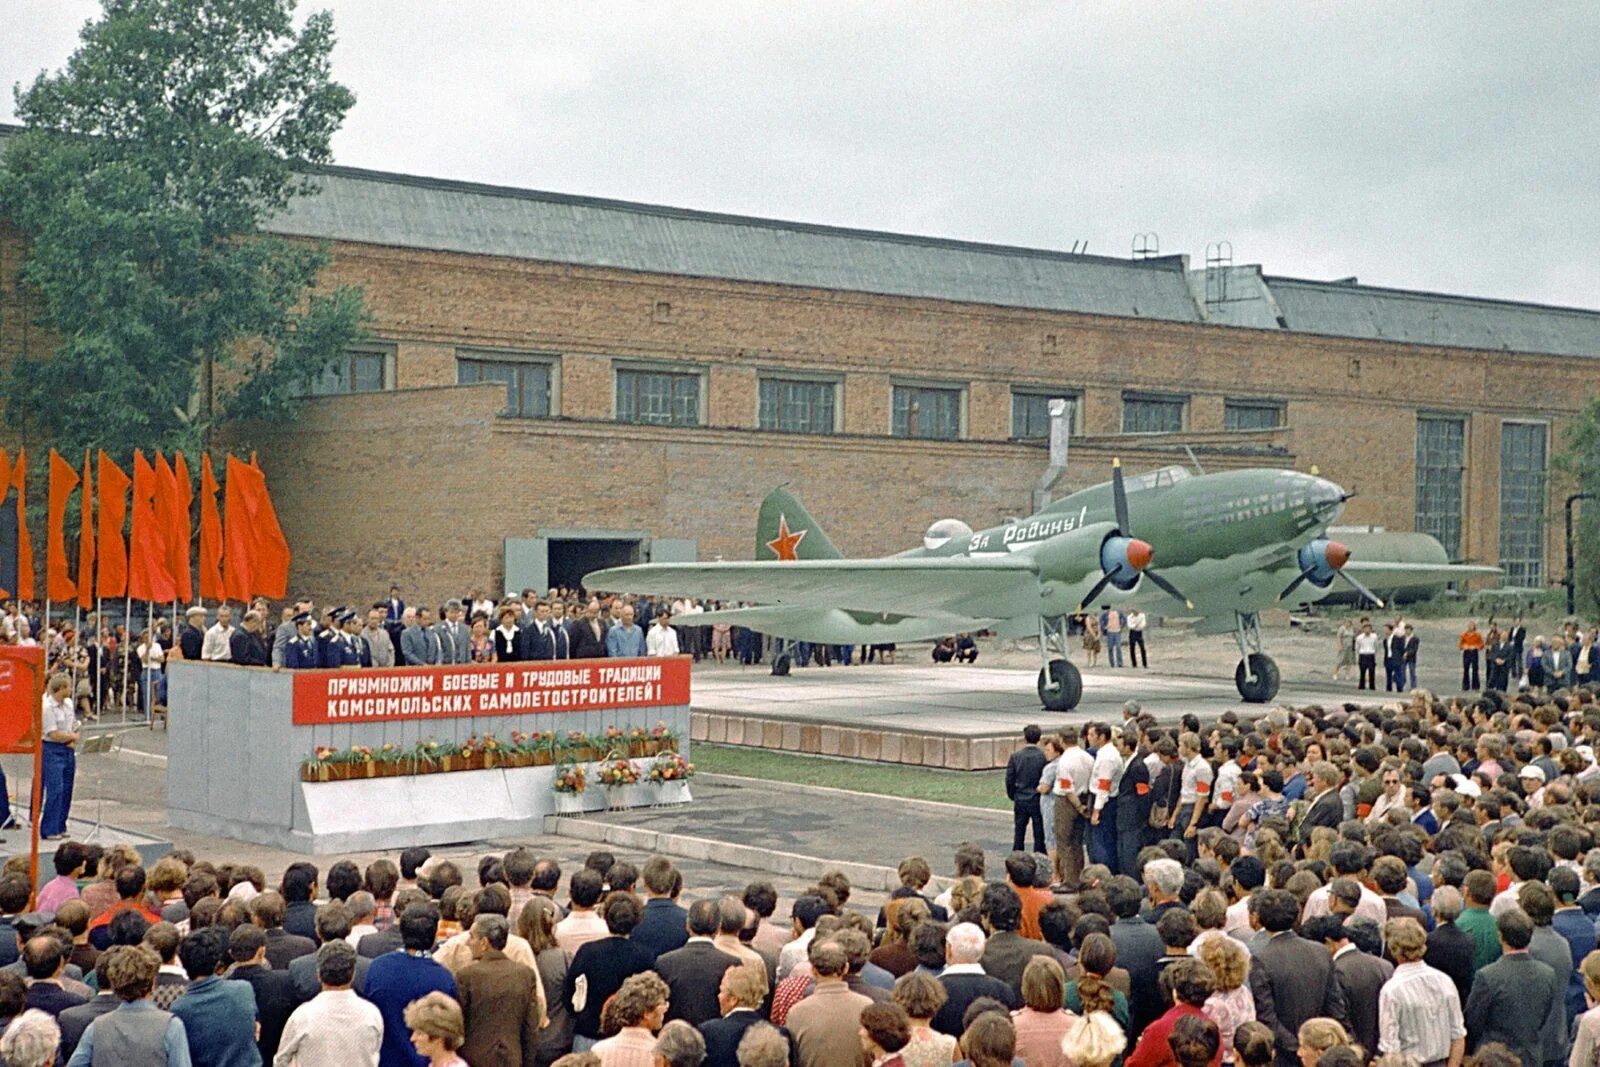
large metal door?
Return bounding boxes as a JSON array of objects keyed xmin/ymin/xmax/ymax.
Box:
[{"xmin": 504, "ymin": 538, "xmax": 549, "ymax": 597}]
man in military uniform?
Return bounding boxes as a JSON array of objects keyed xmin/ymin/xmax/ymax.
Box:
[
  {"xmin": 316, "ymin": 607, "xmax": 346, "ymax": 668},
  {"xmin": 283, "ymin": 612, "xmax": 319, "ymax": 669},
  {"xmin": 340, "ymin": 610, "xmax": 369, "ymax": 667}
]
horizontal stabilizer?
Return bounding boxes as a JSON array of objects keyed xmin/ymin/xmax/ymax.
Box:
[{"xmin": 1343, "ymin": 561, "xmax": 1504, "ymax": 587}]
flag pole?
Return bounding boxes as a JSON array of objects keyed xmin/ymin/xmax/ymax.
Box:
[
  {"xmin": 144, "ymin": 600, "xmax": 154, "ymax": 725},
  {"xmin": 94, "ymin": 598, "xmax": 103, "ymax": 722},
  {"xmin": 121, "ymin": 594, "xmax": 132, "ymax": 721}
]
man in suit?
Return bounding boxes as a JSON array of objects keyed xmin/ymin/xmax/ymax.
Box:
[
  {"xmin": 655, "ymin": 900, "xmax": 743, "ymax": 1026},
  {"xmin": 179, "ymin": 606, "xmax": 207, "ymax": 662},
  {"xmin": 250, "ymin": 891, "xmax": 316, "ymax": 970},
  {"xmin": 700, "ymin": 960, "xmax": 778, "ymax": 1067},
  {"xmin": 1005, "ymin": 725, "xmax": 1049, "ymax": 854},
  {"xmin": 399, "ymin": 607, "xmax": 439, "ymax": 666},
  {"xmin": 976, "ymin": 883, "xmax": 1051, "ymax": 992},
  {"xmin": 1252, "ymin": 889, "xmax": 1346, "ymax": 1067},
  {"xmin": 570, "ymin": 599, "xmax": 609, "ymax": 659},
  {"xmin": 1465, "ymin": 907, "xmax": 1563, "ymax": 1067},
  {"xmin": 20, "ymin": 935, "xmax": 87, "ymax": 1017},
  {"xmin": 1305, "ymin": 915, "xmax": 1391, "ymax": 1059},
  {"xmin": 171, "ymin": 927, "xmax": 261, "ymax": 1067},
  {"xmin": 457, "ymin": 914, "xmax": 540, "ymax": 1067},
  {"xmin": 434, "ymin": 600, "xmax": 471, "ymax": 665},
  {"xmin": 226, "ymin": 924, "xmax": 296, "ymax": 1061},
  {"xmin": 786, "ymin": 939, "xmax": 872, "ymax": 1067},
  {"xmin": 932, "ymin": 922, "xmax": 1017, "ymax": 1036},
  {"xmin": 228, "ymin": 609, "xmax": 271, "ymax": 667},
  {"xmin": 289, "ymin": 903, "xmax": 372, "ymax": 1002},
  {"xmin": 1299, "ymin": 761, "xmax": 1345, "ymax": 843},
  {"xmin": 516, "ymin": 601, "xmax": 569, "ymax": 661},
  {"xmin": 632, "ymin": 858, "xmax": 690, "ymax": 963},
  {"xmin": 1106, "ymin": 875, "xmax": 1166, "ymax": 1034},
  {"xmin": 385, "ymin": 586, "xmax": 405, "ymax": 623}
]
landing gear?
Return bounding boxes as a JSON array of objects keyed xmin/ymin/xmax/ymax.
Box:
[
  {"xmin": 771, "ymin": 651, "xmax": 792, "ymax": 676},
  {"xmin": 1036, "ymin": 615, "xmax": 1083, "ymax": 712},
  {"xmin": 1232, "ymin": 611, "xmax": 1280, "ymax": 703}
]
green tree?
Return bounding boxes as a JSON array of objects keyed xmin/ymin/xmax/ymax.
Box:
[
  {"xmin": 0, "ymin": 0, "xmax": 369, "ymax": 457},
  {"xmin": 1554, "ymin": 395, "xmax": 1600, "ymax": 616}
]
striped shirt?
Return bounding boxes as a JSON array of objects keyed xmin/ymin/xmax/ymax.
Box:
[{"xmin": 1378, "ymin": 961, "xmax": 1465, "ymax": 1063}]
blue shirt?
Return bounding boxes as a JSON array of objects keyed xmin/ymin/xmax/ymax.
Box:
[
  {"xmin": 66, "ymin": 1000, "xmax": 192, "ymax": 1067},
  {"xmin": 366, "ymin": 951, "xmax": 458, "ymax": 1067},
  {"xmin": 170, "ymin": 977, "xmax": 260, "ymax": 1067},
  {"xmin": 605, "ymin": 624, "xmax": 646, "ymax": 658}
]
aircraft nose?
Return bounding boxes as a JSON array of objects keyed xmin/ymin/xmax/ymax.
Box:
[
  {"xmin": 1310, "ymin": 477, "xmax": 1346, "ymax": 519},
  {"xmin": 1325, "ymin": 540, "xmax": 1350, "ymax": 570}
]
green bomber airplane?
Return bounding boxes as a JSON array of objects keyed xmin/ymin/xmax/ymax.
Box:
[{"xmin": 586, "ymin": 462, "xmax": 1500, "ymax": 711}]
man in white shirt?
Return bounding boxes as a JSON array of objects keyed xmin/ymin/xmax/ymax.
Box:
[
  {"xmin": 647, "ymin": 613, "xmax": 681, "ymax": 657},
  {"xmin": 1086, "ymin": 722, "xmax": 1124, "ymax": 871},
  {"xmin": 201, "ymin": 604, "xmax": 235, "ymax": 661},
  {"xmin": 1126, "ymin": 610, "xmax": 1148, "ymax": 668},
  {"xmin": 1052, "ymin": 727, "xmax": 1095, "ymax": 890},
  {"xmin": 1172, "ymin": 732, "xmax": 1214, "ymax": 857},
  {"xmin": 1355, "ymin": 620, "xmax": 1381, "ymax": 690},
  {"xmin": 275, "ymin": 941, "xmax": 383, "ymax": 1066},
  {"xmin": 1377, "ymin": 918, "xmax": 1465, "ymax": 1067}
]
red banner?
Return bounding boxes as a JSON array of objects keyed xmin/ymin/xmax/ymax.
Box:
[
  {"xmin": 0, "ymin": 646, "xmax": 44, "ymax": 755},
  {"xmin": 291, "ymin": 656, "xmax": 691, "ymax": 726}
]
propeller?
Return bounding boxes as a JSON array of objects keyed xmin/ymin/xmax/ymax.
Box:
[
  {"xmin": 1278, "ymin": 538, "xmax": 1385, "ymax": 608},
  {"xmin": 1077, "ymin": 458, "xmax": 1193, "ymax": 611}
]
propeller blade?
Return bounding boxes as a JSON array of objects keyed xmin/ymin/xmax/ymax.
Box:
[
  {"xmin": 1077, "ymin": 572, "xmax": 1117, "ymax": 611},
  {"xmin": 1111, "ymin": 457, "xmax": 1131, "ymax": 534},
  {"xmin": 1277, "ymin": 571, "xmax": 1312, "ymax": 602},
  {"xmin": 1143, "ymin": 568, "xmax": 1193, "ymax": 610},
  {"xmin": 1336, "ymin": 569, "xmax": 1386, "ymax": 609}
]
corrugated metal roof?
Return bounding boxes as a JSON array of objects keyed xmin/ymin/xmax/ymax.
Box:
[
  {"xmin": 1265, "ymin": 276, "xmax": 1600, "ymax": 358},
  {"xmin": 265, "ymin": 165, "xmax": 1205, "ymax": 322}
]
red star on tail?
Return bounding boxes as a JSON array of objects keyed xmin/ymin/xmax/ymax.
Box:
[{"xmin": 766, "ymin": 515, "xmax": 807, "ymax": 561}]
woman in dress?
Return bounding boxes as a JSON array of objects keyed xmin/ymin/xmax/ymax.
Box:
[
  {"xmin": 1333, "ymin": 620, "xmax": 1356, "ymax": 680},
  {"xmin": 1527, "ymin": 636, "xmax": 1547, "ymax": 693},
  {"xmin": 469, "ymin": 616, "xmax": 494, "ymax": 664},
  {"xmin": 1198, "ymin": 934, "xmax": 1254, "ymax": 1065},
  {"xmin": 1082, "ymin": 613, "xmax": 1102, "ymax": 667}
]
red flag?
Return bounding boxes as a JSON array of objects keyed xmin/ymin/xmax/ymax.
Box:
[
  {"xmin": 221, "ymin": 455, "xmax": 253, "ymax": 603},
  {"xmin": 153, "ymin": 453, "xmax": 187, "ymax": 603},
  {"xmin": 172, "ymin": 452, "xmax": 193, "ymax": 602},
  {"xmin": 245, "ymin": 456, "xmax": 289, "ymax": 598},
  {"xmin": 77, "ymin": 451, "xmax": 95, "ymax": 610},
  {"xmin": 129, "ymin": 451, "xmax": 176, "ymax": 603},
  {"xmin": 0, "ymin": 450, "xmax": 11, "ymax": 599},
  {"xmin": 96, "ymin": 451, "xmax": 130, "ymax": 599},
  {"xmin": 11, "ymin": 450, "xmax": 32, "ymax": 602},
  {"xmin": 46, "ymin": 450, "xmax": 78, "ymax": 602},
  {"xmin": 198, "ymin": 454, "xmax": 224, "ymax": 602}
]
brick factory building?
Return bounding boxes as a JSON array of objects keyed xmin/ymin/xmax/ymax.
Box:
[{"xmin": 6, "ymin": 147, "xmax": 1600, "ymax": 606}]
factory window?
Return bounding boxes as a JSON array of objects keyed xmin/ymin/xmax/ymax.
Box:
[
  {"xmin": 758, "ymin": 377, "xmax": 838, "ymax": 434},
  {"xmin": 892, "ymin": 384, "xmax": 963, "ymax": 440},
  {"xmin": 1415, "ymin": 414, "xmax": 1466, "ymax": 559},
  {"xmin": 1224, "ymin": 399, "xmax": 1286, "ymax": 431},
  {"xmin": 305, "ymin": 345, "xmax": 392, "ymax": 396},
  {"xmin": 616, "ymin": 367, "xmax": 701, "ymax": 426},
  {"xmin": 1499, "ymin": 421, "xmax": 1548, "ymax": 587},
  {"xmin": 457, "ymin": 353, "xmax": 555, "ymax": 418},
  {"xmin": 1122, "ymin": 392, "xmax": 1187, "ymax": 434},
  {"xmin": 1011, "ymin": 391, "xmax": 1080, "ymax": 439}
]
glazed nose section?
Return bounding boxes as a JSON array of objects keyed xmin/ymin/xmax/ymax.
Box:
[{"xmin": 1310, "ymin": 477, "xmax": 1346, "ymax": 521}]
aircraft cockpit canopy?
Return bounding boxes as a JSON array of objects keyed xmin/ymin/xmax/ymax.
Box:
[
  {"xmin": 923, "ymin": 518, "xmax": 974, "ymax": 551},
  {"xmin": 1125, "ymin": 466, "xmax": 1192, "ymax": 492}
]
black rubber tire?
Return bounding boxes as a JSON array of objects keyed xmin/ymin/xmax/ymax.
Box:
[
  {"xmin": 1235, "ymin": 653, "xmax": 1281, "ymax": 703},
  {"xmin": 771, "ymin": 652, "xmax": 792, "ymax": 677},
  {"xmin": 1037, "ymin": 659, "xmax": 1083, "ymax": 711}
]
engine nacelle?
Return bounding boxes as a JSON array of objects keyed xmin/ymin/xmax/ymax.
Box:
[
  {"xmin": 1098, "ymin": 533, "xmax": 1154, "ymax": 592},
  {"xmin": 1295, "ymin": 538, "xmax": 1351, "ymax": 588}
]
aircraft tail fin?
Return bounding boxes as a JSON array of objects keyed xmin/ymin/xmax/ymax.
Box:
[{"xmin": 756, "ymin": 488, "xmax": 842, "ymax": 561}]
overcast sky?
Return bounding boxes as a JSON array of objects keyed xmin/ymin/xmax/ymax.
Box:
[{"xmin": 8, "ymin": 2, "xmax": 1599, "ymax": 308}]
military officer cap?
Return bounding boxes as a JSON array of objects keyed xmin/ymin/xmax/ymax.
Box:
[
  {"xmin": 293, "ymin": 611, "xmax": 313, "ymax": 625},
  {"xmin": 339, "ymin": 609, "xmax": 358, "ymax": 623}
]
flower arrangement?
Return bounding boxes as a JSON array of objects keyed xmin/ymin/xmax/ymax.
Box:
[
  {"xmin": 552, "ymin": 762, "xmax": 588, "ymax": 794},
  {"xmin": 596, "ymin": 758, "xmax": 642, "ymax": 788},
  {"xmin": 648, "ymin": 752, "xmax": 695, "ymax": 782},
  {"xmin": 651, "ymin": 721, "xmax": 680, "ymax": 753}
]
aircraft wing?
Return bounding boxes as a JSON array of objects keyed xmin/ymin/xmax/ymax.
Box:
[
  {"xmin": 584, "ymin": 557, "xmax": 1043, "ymax": 620},
  {"xmin": 685, "ymin": 606, "xmax": 999, "ymax": 645},
  {"xmin": 1340, "ymin": 560, "xmax": 1504, "ymax": 589}
]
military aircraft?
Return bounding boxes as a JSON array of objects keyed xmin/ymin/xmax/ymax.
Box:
[{"xmin": 586, "ymin": 462, "xmax": 1500, "ymax": 711}]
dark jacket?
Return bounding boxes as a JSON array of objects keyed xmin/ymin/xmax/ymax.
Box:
[
  {"xmin": 1299, "ymin": 788, "xmax": 1344, "ymax": 841},
  {"xmin": 569, "ymin": 618, "xmax": 609, "ymax": 660},
  {"xmin": 288, "ymin": 949, "xmax": 370, "ymax": 1004},
  {"xmin": 631, "ymin": 898, "xmax": 690, "ymax": 962},
  {"xmin": 179, "ymin": 624, "xmax": 205, "ymax": 662},
  {"xmin": 1253, "ymin": 930, "xmax": 1346, "ymax": 1067},
  {"xmin": 228, "ymin": 628, "xmax": 270, "ymax": 667},
  {"xmin": 458, "ymin": 948, "xmax": 541, "ymax": 1067},
  {"xmin": 263, "ymin": 928, "xmax": 316, "ymax": 971},
  {"xmin": 979, "ymin": 930, "xmax": 1053, "ymax": 993},
  {"xmin": 24, "ymin": 980, "xmax": 87, "ymax": 1017},
  {"xmin": 228, "ymin": 962, "xmax": 296, "ymax": 1061},
  {"xmin": 57, "ymin": 990, "xmax": 118, "ymax": 1060},
  {"xmin": 1464, "ymin": 950, "xmax": 1563, "ymax": 1067},
  {"xmin": 282, "ymin": 901, "xmax": 318, "ymax": 943},
  {"xmin": 356, "ymin": 929, "xmax": 403, "ymax": 960},
  {"xmin": 655, "ymin": 940, "xmax": 743, "ymax": 1026},
  {"xmin": 1111, "ymin": 916, "xmax": 1167, "ymax": 1034},
  {"xmin": 701, "ymin": 1008, "xmax": 783, "ymax": 1067},
  {"xmin": 1005, "ymin": 745, "xmax": 1048, "ymax": 804},
  {"xmin": 566, "ymin": 935, "xmax": 655, "ymax": 1040},
  {"xmin": 932, "ymin": 969, "xmax": 1018, "ymax": 1036},
  {"xmin": 1425, "ymin": 921, "xmax": 1477, "ymax": 1008},
  {"xmin": 1333, "ymin": 947, "xmax": 1393, "ymax": 1060}
]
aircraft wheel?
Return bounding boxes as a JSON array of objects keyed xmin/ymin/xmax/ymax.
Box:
[
  {"xmin": 771, "ymin": 652, "xmax": 792, "ymax": 677},
  {"xmin": 1037, "ymin": 659, "xmax": 1083, "ymax": 712},
  {"xmin": 1235, "ymin": 654, "xmax": 1280, "ymax": 703}
]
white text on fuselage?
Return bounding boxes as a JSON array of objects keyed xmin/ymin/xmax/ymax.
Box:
[{"xmin": 967, "ymin": 507, "xmax": 1089, "ymax": 553}]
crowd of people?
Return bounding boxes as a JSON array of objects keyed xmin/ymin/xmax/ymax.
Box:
[{"xmin": 1332, "ymin": 615, "xmax": 1600, "ymax": 697}]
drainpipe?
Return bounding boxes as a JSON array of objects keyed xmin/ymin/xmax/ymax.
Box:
[
  {"xmin": 1032, "ymin": 399, "xmax": 1071, "ymax": 513},
  {"xmin": 1566, "ymin": 492, "xmax": 1592, "ymax": 616}
]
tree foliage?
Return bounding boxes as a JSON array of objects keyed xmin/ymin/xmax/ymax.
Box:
[
  {"xmin": 1554, "ymin": 395, "xmax": 1600, "ymax": 615},
  {"xmin": 0, "ymin": 0, "xmax": 369, "ymax": 456}
]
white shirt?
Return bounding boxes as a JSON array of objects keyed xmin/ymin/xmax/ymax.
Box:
[
  {"xmin": 274, "ymin": 988, "xmax": 384, "ymax": 1067},
  {"xmin": 1127, "ymin": 611, "xmax": 1146, "ymax": 632},
  {"xmin": 137, "ymin": 642, "xmax": 165, "ymax": 669},
  {"xmin": 1355, "ymin": 632, "xmax": 1380, "ymax": 656},
  {"xmin": 1054, "ymin": 746, "xmax": 1095, "ymax": 796},
  {"xmin": 42, "ymin": 694, "xmax": 75, "ymax": 736},
  {"xmin": 777, "ymin": 928, "xmax": 816, "ymax": 980},
  {"xmin": 1213, "ymin": 759, "xmax": 1242, "ymax": 810},
  {"xmin": 1090, "ymin": 745, "xmax": 1124, "ymax": 811},
  {"xmin": 1378, "ymin": 960, "xmax": 1465, "ymax": 1062},
  {"xmin": 202, "ymin": 622, "xmax": 235, "ymax": 661},
  {"xmin": 646, "ymin": 625, "xmax": 680, "ymax": 657},
  {"xmin": 1179, "ymin": 754, "xmax": 1214, "ymax": 806}
]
